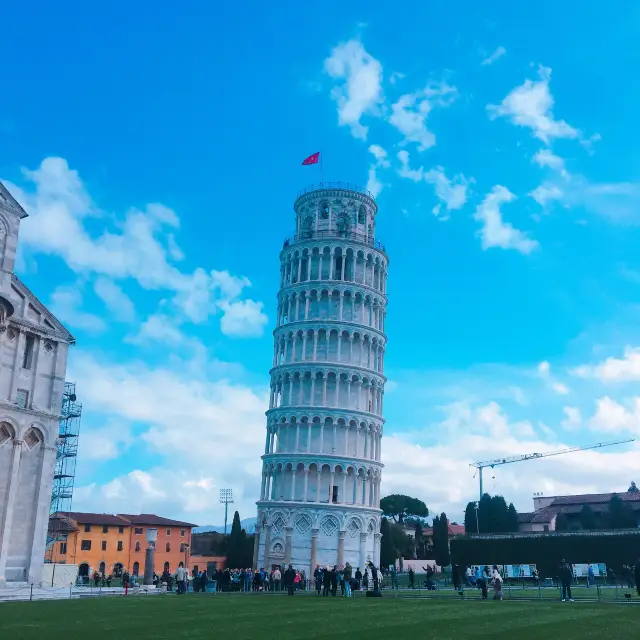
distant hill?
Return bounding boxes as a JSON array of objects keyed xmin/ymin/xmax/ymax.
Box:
[{"xmin": 194, "ymin": 517, "xmax": 257, "ymax": 534}]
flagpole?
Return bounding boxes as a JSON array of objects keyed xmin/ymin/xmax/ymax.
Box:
[{"xmin": 320, "ymin": 147, "xmax": 324, "ymax": 185}]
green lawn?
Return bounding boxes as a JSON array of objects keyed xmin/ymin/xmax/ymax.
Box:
[{"xmin": 2, "ymin": 594, "xmax": 639, "ymax": 639}]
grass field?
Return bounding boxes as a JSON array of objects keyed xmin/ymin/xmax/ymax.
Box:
[{"xmin": 2, "ymin": 593, "xmax": 639, "ymax": 640}]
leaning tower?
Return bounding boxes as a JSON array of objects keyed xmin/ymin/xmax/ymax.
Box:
[{"xmin": 254, "ymin": 182, "xmax": 388, "ymax": 575}]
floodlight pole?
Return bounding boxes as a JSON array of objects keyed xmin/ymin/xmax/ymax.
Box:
[{"xmin": 219, "ymin": 489, "xmax": 234, "ymax": 535}]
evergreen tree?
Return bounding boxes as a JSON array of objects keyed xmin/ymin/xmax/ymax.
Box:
[
  {"xmin": 507, "ymin": 503, "xmax": 519, "ymax": 532},
  {"xmin": 555, "ymin": 513, "xmax": 570, "ymax": 531},
  {"xmin": 380, "ymin": 517, "xmax": 396, "ymax": 568},
  {"xmin": 414, "ymin": 519, "xmax": 423, "ymax": 559},
  {"xmin": 432, "ymin": 513, "xmax": 451, "ymax": 567},
  {"xmin": 464, "ymin": 501, "xmax": 478, "ymax": 534},
  {"xmin": 579, "ymin": 505, "xmax": 597, "ymax": 530},
  {"xmin": 608, "ymin": 494, "xmax": 637, "ymax": 529},
  {"xmin": 224, "ymin": 511, "xmax": 252, "ymax": 568}
]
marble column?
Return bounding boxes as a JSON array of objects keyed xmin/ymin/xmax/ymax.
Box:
[
  {"xmin": 359, "ymin": 532, "xmax": 367, "ymax": 573},
  {"xmin": 0, "ymin": 438, "xmax": 23, "ymax": 586},
  {"xmin": 310, "ymin": 529, "xmax": 319, "ymax": 573},
  {"xmin": 373, "ymin": 532, "xmax": 381, "ymax": 567},
  {"xmin": 28, "ymin": 443, "xmax": 58, "ymax": 584},
  {"xmin": 337, "ymin": 530, "xmax": 346, "ymax": 567},
  {"xmin": 284, "ymin": 527, "xmax": 293, "ymax": 565},
  {"xmin": 262, "ymin": 524, "xmax": 272, "ymax": 569}
]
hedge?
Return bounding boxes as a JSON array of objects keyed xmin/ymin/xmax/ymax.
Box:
[{"xmin": 450, "ymin": 530, "xmax": 640, "ymax": 577}]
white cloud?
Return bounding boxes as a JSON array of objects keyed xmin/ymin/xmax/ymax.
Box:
[
  {"xmin": 69, "ymin": 351, "xmax": 269, "ymax": 523},
  {"xmin": 49, "ymin": 284, "xmax": 107, "ymax": 334},
  {"xmin": 79, "ymin": 422, "xmax": 133, "ymax": 461},
  {"xmin": 127, "ymin": 313, "xmax": 189, "ymax": 347},
  {"xmin": 94, "ymin": 277, "xmax": 136, "ymax": 323},
  {"xmin": 389, "ymin": 81, "xmax": 457, "ymax": 151},
  {"xmin": 397, "ymin": 150, "xmax": 424, "ymax": 182},
  {"xmin": 396, "ymin": 152, "xmax": 470, "ymax": 219},
  {"xmin": 488, "ymin": 66, "xmax": 579, "ymax": 143},
  {"xmin": 4, "ymin": 158, "xmax": 267, "ymax": 338},
  {"xmin": 588, "ymin": 396, "xmax": 640, "ymax": 434},
  {"xmin": 324, "ymin": 39, "xmax": 383, "ymax": 140},
  {"xmin": 481, "ymin": 46, "xmax": 506, "ymax": 66},
  {"xmin": 530, "ymin": 183, "xmax": 564, "ymax": 207},
  {"xmin": 381, "ymin": 400, "xmax": 640, "ymax": 519},
  {"xmin": 473, "ymin": 186, "xmax": 539, "ymax": 254},
  {"xmin": 561, "ymin": 406, "xmax": 582, "ymax": 431},
  {"xmin": 533, "ymin": 149, "xmax": 567, "ymax": 176},
  {"xmin": 366, "ymin": 144, "xmax": 390, "ymax": 198},
  {"xmin": 424, "ymin": 166, "xmax": 470, "ymax": 219},
  {"xmin": 573, "ymin": 346, "xmax": 640, "ymax": 382},
  {"xmin": 538, "ymin": 360, "xmax": 570, "ymax": 395},
  {"xmin": 219, "ymin": 299, "xmax": 268, "ymax": 337},
  {"xmin": 389, "ymin": 71, "xmax": 405, "ymax": 85}
]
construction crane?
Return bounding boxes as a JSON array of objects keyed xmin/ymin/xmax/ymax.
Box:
[{"xmin": 470, "ymin": 438, "xmax": 635, "ymax": 500}]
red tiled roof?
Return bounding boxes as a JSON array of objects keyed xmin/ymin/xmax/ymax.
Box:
[
  {"xmin": 549, "ymin": 492, "xmax": 640, "ymax": 506},
  {"xmin": 64, "ymin": 512, "xmax": 129, "ymax": 526},
  {"xmin": 118, "ymin": 514, "xmax": 197, "ymax": 528}
]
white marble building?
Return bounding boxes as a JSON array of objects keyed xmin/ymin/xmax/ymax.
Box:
[
  {"xmin": 0, "ymin": 182, "xmax": 74, "ymax": 586},
  {"xmin": 254, "ymin": 183, "xmax": 388, "ymax": 574}
]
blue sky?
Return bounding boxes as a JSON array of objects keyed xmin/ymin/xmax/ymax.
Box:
[{"xmin": 3, "ymin": 2, "xmax": 640, "ymax": 525}]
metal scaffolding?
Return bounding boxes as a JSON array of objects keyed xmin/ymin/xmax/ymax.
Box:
[{"xmin": 47, "ymin": 382, "xmax": 82, "ymax": 553}]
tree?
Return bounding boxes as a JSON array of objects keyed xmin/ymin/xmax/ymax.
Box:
[
  {"xmin": 579, "ymin": 505, "xmax": 597, "ymax": 531},
  {"xmin": 380, "ymin": 494, "xmax": 428, "ymax": 524},
  {"xmin": 555, "ymin": 513, "xmax": 570, "ymax": 531},
  {"xmin": 432, "ymin": 513, "xmax": 451, "ymax": 567},
  {"xmin": 414, "ymin": 519, "xmax": 423, "ymax": 559},
  {"xmin": 224, "ymin": 511, "xmax": 253, "ymax": 568},
  {"xmin": 507, "ymin": 503, "xmax": 519, "ymax": 532},
  {"xmin": 608, "ymin": 494, "xmax": 637, "ymax": 529},
  {"xmin": 464, "ymin": 501, "xmax": 478, "ymax": 534},
  {"xmin": 380, "ymin": 517, "xmax": 396, "ymax": 568}
]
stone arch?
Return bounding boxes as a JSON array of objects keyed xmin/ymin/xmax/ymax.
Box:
[{"xmin": 0, "ymin": 421, "xmax": 15, "ymax": 445}]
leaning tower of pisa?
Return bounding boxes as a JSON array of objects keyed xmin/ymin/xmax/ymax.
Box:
[{"xmin": 253, "ymin": 182, "xmax": 388, "ymax": 575}]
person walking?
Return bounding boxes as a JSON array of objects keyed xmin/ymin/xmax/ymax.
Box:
[
  {"xmin": 284, "ymin": 564, "xmax": 296, "ymax": 596},
  {"xmin": 354, "ymin": 567, "xmax": 362, "ymax": 591},
  {"xmin": 491, "ymin": 565, "xmax": 503, "ymax": 601},
  {"xmin": 368, "ymin": 562, "xmax": 379, "ymax": 592},
  {"xmin": 452, "ymin": 564, "xmax": 461, "ymax": 593},
  {"xmin": 122, "ymin": 569, "xmax": 130, "ymax": 596},
  {"xmin": 408, "ymin": 566, "xmax": 415, "ymax": 589},
  {"xmin": 390, "ymin": 565, "xmax": 399, "ymax": 590},
  {"xmin": 314, "ymin": 565, "xmax": 323, "ymax": 594},
  {"xmin": 272, "ymin": 566, "xmax": 281, "ymax": 592},
  {"xmin": 344, "ymin": 563, "xmax": 353, "ymax": 597},
  {"xmin": 587, "ymin": 564, "xmax": 595, "ymax": 587},
  {"xmin": 559, "ymin": 559, "xmax": 574, "ymax": 602},
  {"xmin": 175, "ymin": 563, "xmax": 186, "ymax": 595},
  {"xmin": 478, "ymin": 566, "xmax": 489, "ymax": 600}
]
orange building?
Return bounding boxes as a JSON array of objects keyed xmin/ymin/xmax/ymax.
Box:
[{"xmin": 47, "ymin": 512, "xmax": 197, "ymax": 579}]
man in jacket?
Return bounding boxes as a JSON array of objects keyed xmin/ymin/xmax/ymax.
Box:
[
  {"xmin": 322, "ymin": 566, "xmax": 331, "ymax": 596},
  {"xmin": 283, "ymin": 564, "xmax": 296, "ymax": 596},
  {"xmin": 330, "ymin": 566, "xmax": 338, "ymax": 596},
  {"xmin": 355, "ymin": 567, "xmax": 362, "ymax": 591},
  {"xmin": 559, "ymin": 559, "xmax": 574, "ymax": 602}
]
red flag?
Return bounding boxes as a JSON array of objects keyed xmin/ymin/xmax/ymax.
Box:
[{"xmin": 302, "ymin": 152, "xmax": 320, "ymax": 166}]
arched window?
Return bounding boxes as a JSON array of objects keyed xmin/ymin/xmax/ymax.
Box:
[
  {"xmin": 358, "ymin": 206, "xmax": 366, "ymax": 225},
  {"xmin": 166, "ymin": 543, "xmax": 171, "ymax": 552},
  {"xmin": 135, "ymin": 541, "xmax": 140, "ymax": 552},
  {"xmin": 320, "ymin": 201, "xmax": 329, "ymax": 219},
  {"xmin": 180, "ymin": 543, "xmax": 185, "ymax": 552},
  {"xmin": 132, "ymin": 562, "xmax": 139, "ymax": 576}
]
